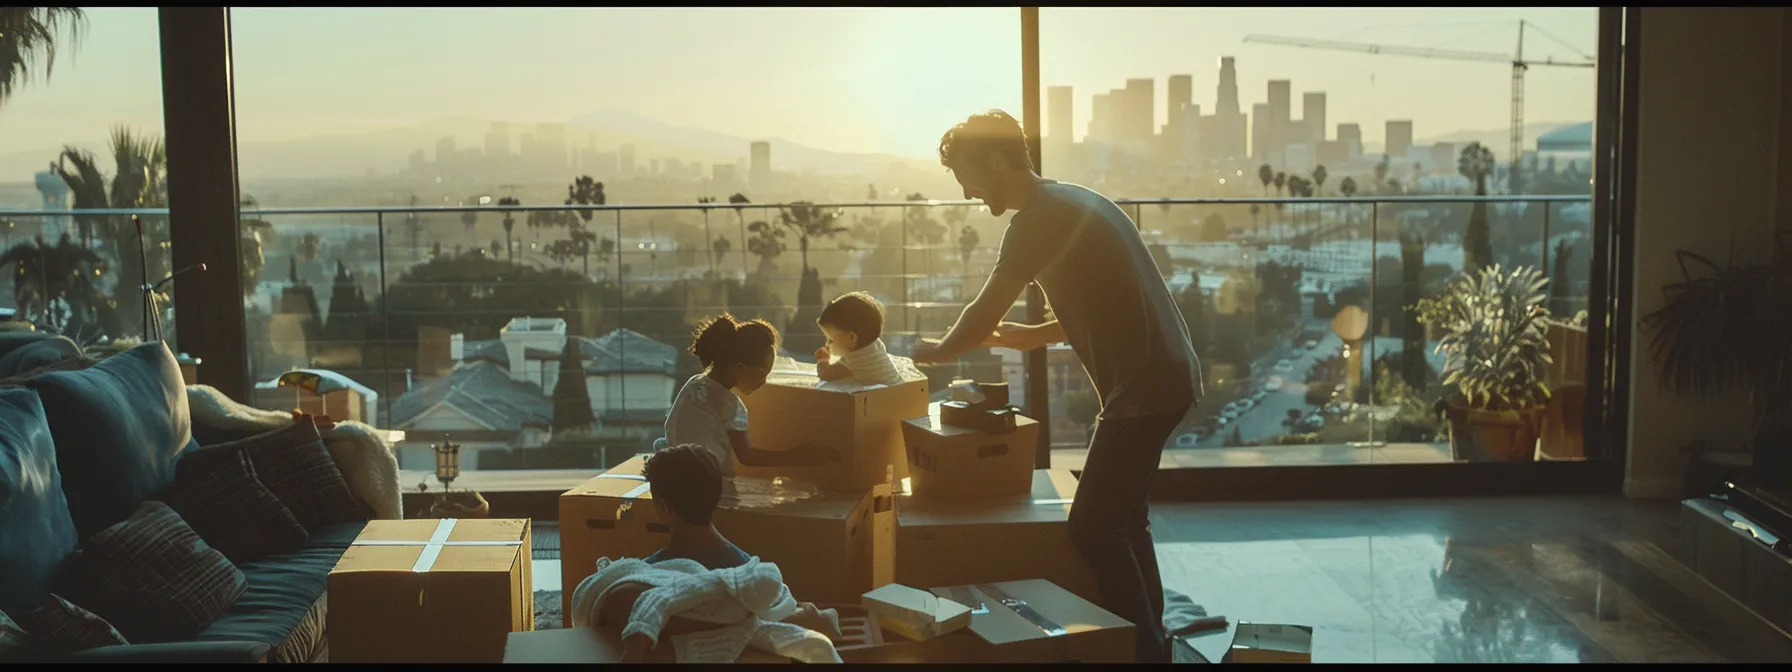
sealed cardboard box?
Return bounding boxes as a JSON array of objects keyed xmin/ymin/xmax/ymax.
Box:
[
  {"xmin": 736, "ymin": 361, "xmax": 929, "ymax": 492},
  {"xmin": 716, "ymin": 480, "xmax": 895, "ymax": 605},
  {"xmin": 902, "ymin": 402, "xmax": 1038, "ymax": 505},
  {"xmin": 558, "ymin": 455, "xmax": 664, "ymax": 625},
  {"xmin": 1222, "ymin": 622, "xmax": 1314, "ymax": 663},
  {"xmin": 329, "ymin": 518, "xmax": 533, "ymax": 663},
  {"xmin": 930, "ymin": 579, "xmax": 1135, "ymax": 663},
  {"xmin": 894, "ymin": 470, "xmax": 1099, "ymax": 603}
]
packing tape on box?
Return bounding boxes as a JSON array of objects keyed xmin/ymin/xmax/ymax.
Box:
[
  {"xmin": 976, "ymin": 583, "xmax": 1068, "ymax": 638},
  {"xmin": 351, "ymin": 519, "xmax": 524, "ymax": 607},
  {"xmin": 612, "ymin": 482, "xmax": 654, "ymax": 521},
  {"xmin": 598, "ymin": 473, "xmax": 646, "ymax": 481}
]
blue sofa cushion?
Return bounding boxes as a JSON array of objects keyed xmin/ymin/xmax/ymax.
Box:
[
  {"xmin": 193, "ymin": 521, "xmax": 366, "ymax": 655},
  {"xmin": 0, "ymin": 388, "xmax": 78, "ymax": 618},
  {"xmin": 0, "ymin": 335, "xmax": 81, "ymax": 380},
  {"xmin": 160, "ymin": 443, "xmax": 310, "ymax": 564},
  {"xmin": 62, "ymin": 501, "xmax": 246, "ymax": 643},
  {"xmin": 22, "ymin": 342, "xmax": 192, "ymax": 539}
]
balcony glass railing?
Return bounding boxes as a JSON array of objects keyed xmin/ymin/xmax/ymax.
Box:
[{"xmin": 0, "ymin": 195, "xmax": 1593, "ymax": 472}]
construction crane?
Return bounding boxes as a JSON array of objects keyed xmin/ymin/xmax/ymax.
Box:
[{"xmin": 1244, "ymin": 21, "xmax": 1594, "ymax": 182}]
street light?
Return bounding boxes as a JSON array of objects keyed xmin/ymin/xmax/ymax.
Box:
[{"xmin": 434, "ymin": 438, "xmax": 461, "ymax": 490}]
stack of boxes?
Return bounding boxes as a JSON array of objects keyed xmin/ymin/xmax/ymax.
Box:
[{"xmin": 557, "ymin": 365, "xmax": 1127, "ymax": 661}]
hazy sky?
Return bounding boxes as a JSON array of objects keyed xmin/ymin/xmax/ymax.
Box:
[{"xmin": 0, "ymin": 7, "xmax": 1598, "ymax": 166}]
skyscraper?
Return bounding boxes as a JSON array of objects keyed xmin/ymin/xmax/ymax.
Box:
[
  {"xmin": 1090, "ymin": 92, "xmax": 1113, "ymax": 143},
  {"xmin": 1385, "ymin": 120, "xmax": 1414, "ymax": 160},
  {"xmin": 1252, "ymin": 103, "xmax": 1272, "ymax": 161},
  {"xmin": 1267, "ymin": 80, "xmax": 1291, "ymax": 155},
  {"xmin": 484, "ymin": 122, "xmax": 510, "ymax": 171},
  {"xmin": 619, "ymin": 144, "xmax": 637, "ymax": 178},
  {"xmin": 749, "ymin": 140, "xmax": 771, "ymax": 185},
  {"xmin": 1124, "ymin": 78, "xmax": 1154, "ymax": 144},
  {"xmin": 1166, "ymin": 75, "xmax": 1192, "ymax": 164},
  {"xmin": 1302, "ymin": 92, "xmax": 1327, "ymax": 145},
  {"xmin": 1168, "ymin": 75, "xmax": 1192, "ymax": 128},
  {"xmin": 1216, "ymin": 57, "xmax": 1240, "ymax": 117},
  {"xmin": 1047, "ymin": 86, "xmax": 1073, "ymax": 143},
  {"xmin": 1337, "ymin": 123, "xmax": 1363, "ymax": 161}
]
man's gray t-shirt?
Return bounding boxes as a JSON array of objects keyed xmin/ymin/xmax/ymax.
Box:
[{"xmin": 992, "ymin": 180, "xmax": 1203, "ymax": 420}]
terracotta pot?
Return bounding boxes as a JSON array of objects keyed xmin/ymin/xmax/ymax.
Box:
[
  {"xmin": 428, "ymin": 491, "xmax": 490, "ymax": 519},
  {"xmin": 1444, "ymin": 401, "xmax": 1544, "ymax": 462}
]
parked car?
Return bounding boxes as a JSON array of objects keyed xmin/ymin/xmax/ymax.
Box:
[
  {"xmin": 1175, "ymin": 432, "xmax": 1202, "ymax": 449},
  {"xmin": 1251, "ymin": 390, "xmax": 1269, "ymax": 404},
  {"xmin": 1263, "ymin": 377, "xmax": 1284, "ymax": 392},
  {"xmin": 1221, "ymin": 407, "xmax": 1241, "ymax": 421},
  {"xmin": 1300, "ymin": 414, "xmax": 1327, "ymax": 431},
  {"xmin": 1274, "ymin": 360, "xmax": 1295, "ymax": 374}
]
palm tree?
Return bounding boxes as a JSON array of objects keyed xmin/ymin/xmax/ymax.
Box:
[
  {"xmin": 1312, "ymin": 164, "xmax": 1329, "ymax": 197},
  {"xmin": 904, "ymin": 193, "xmax": 948, "ymax": 282},
  {"xmin": 712, "ymin": 235, "xmax": 732, "ymax": 270},
  {"xmin": 1339, "ymin": 176, "xmax": 1359, "ymax": 227},
  {"xmin": 1272, "ymin": 171, "xmax": 1287, "ymax": 235},
  {"xmin": 1257, "ymin": 163, "xmax": 1273, "ymax": 197},
  {"xmin": 698, "ymin": 197, "xmax": 718, "ymax": 275},
  {"xmin": 0, "ymin": 8, "xmax": 86, "ymax": 109},
  {"xmin": 404, "ymin": 194, "xmax": 423, "ymax": 258},
  {"xmin": 460, "ymin": 198, "xmax": 479, "ymax": 246},
  {"xmin": 729, "ymin": 193, "xmax": 752, "ymax": 276},
  {"xmin": 563, "ymin": 175, "xmax": 607, "ymax": 277},
  {"xmin": 957, "ymin": 225, "xmax": 980, "ymax": 275},
  {"xmin": 1373, "ymin": 154, "xmax": 1390, "ymax": 192},
  {"xmin": 745, "ymin": 219, "xmax": 785, "ymax": 277},
  {"xmin": 777, "ymin": 201, "xmax": 847, "ymax": 272},
  {"xmin": 1457, "ymin": 142, "xmax": 1497, "ymax": 273},
  {"xmin": 498, "ymin": 196, "xmax": 519, "ymax": 261},
  {"xmin": 53, "ymin": 126, "xmax": 168, "ymax": 339},
  {"xmin": 1, "ymin": 233, "xmax": 110, "ymax": 338}
]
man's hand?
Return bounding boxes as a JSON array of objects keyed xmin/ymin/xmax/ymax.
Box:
[
  {"xmin": 813, "ymin": 345, "xmax": 831, "ymax": 363},
  {"xmin": 909, "ymin": 338, "xmax": 945, "ymax": 363}
]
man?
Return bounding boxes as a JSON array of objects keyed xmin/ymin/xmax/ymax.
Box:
[{"xmin": 910, "ymin": 110, "xmax": 1202, "ymax": 664}]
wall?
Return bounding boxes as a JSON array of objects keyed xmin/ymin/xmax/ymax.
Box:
[{"xmin": 1626, "ymin": 8, "xmax": 1786, "ymax": 498}]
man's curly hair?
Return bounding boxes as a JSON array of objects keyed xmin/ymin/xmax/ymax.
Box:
[{"xmin": 938, "ymin": 109, "xmax": 1034, "ymax": 172}]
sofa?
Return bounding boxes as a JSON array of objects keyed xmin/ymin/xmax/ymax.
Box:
[{"xmin": 0, "ymin": 332, "xmax": 400, "ymax": 663}]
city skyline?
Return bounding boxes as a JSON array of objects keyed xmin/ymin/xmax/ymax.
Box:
[{"xmin": 1, "ymin": 8, "xmax": 1598, "ymax": 179}]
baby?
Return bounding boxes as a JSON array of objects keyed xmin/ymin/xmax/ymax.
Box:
[{"xmin": 814, "ymin": 291, "xmax": 905, "ymax": 387}]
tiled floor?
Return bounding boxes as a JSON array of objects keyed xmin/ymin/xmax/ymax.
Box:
[{"xmin": 534, "ymin": 496, "xmax": 1792, "ymax": 663}]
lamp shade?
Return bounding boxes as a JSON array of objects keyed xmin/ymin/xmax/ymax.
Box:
[{"xmin": 434, "ymin": 439, "xmax": 461, "ymax": 486}]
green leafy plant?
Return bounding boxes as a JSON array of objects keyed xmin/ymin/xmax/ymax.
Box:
[
  {"xmin": 1414, "ymin": 265, "xmax": 1553, "ymax": 411},
  {"xmin": 1641, "ymin": 240, "xmax": 1792, "ymax": 440}
]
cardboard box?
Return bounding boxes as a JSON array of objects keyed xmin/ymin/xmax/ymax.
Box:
[
  {"xmin": 902, "ymin": 402, "xmax": 1038, "ymax": 505},
  {"xmin": 1222, "ymin": 622, "xmax": 1314, "ymax": 663},
  {"xmin": 862, "ymin": 583, "xmax": 972, "ymax": 642},
  {"xmin": 560, "ymin": 457, "xmax": 894, "ymax": 622},
  {"xmin": 929, "ymin": 579, "xmax": 1135, "ymax": 663},
  {"xmin": 737, "ymin": 363, "xmax": 929, "ymax": 492},
  {"xmin": 502, "ymin": 625, "xmax": 792, "ymax": 663},
  {"xmin": 328, "ymin": 518, "xmax": 533, "ymax": 663},
  {"xmin": 715, "ymin": 481, "xmax": 895, "ymax": 605},
  {"xmin": 558, "ymin": 455, "xmax": 664, "ymax": 625},
  {"xmin": 893, "ymin": 470, "xmax": 1100, "ymax": 604}
]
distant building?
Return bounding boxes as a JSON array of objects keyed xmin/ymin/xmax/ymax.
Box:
[
  {"xmin": 750, "ymin": 141, "xmax": 772, "ymax": 186},
  {"xmin": 1047, "ymin": 85, "xmax": 1074, "ymax": 172},
  {"xmin": 1336, "ymin": 123, "xmax": 1363, "ymax": 161},
  {"xmin": 389, "ymin": 317, "xmax": 683, "ymax": 470},
  {"xmin": 1251, "ymin": 103, "xmax": 1273, "ymax": 162},
  {"xmin": 1535, "ymin": 122, "xmax": 1594, "ymax": 173},
  {"xmin": 1301, "ymin": 92, "xmax": 1326, "ymax": 145},
  {"xmin": 34, "ymin": 165, "xmax": 70, "ymax": 237},
  {"xmin": 713, "ymin": 163, "xmax": 739, "ymax": 184},
  {"xmin": 619, "ymin": 144, "xmax": 637, "ymax": 178},
  {"xmin": 1316, "ymin": 140, "xmax": 1348, "ymax": 169},
  {"xmin": 1431, "ymin": 143, "xmax": 1457, "ymax": 176},
  {"xmin": 1267, "ymin": 80, "xmax": 1291, "ymax": 154},
  {"xmin": 484, "ymin": 122, "xmax": 510, "ymax": 168},
  {"xmin": 1385, "ymin": 120, "xmax": 1414, "ymax": 160},
  {"xmin": 1124, "ymin": 78, "xmax": 1154, "ymax": 145}
]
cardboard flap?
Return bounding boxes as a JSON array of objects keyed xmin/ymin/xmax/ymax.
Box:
[
  {"xmin": 863, "ymin": 583, "xmax": 972, "ymax": 641},
  {"xmin": 1232, "ymin": 622, "xmax": 1314, "ymax": 654},
  {"xmin": 897, "ymin": 470, "xmax": 1079, "ymax": 526},
  {"xmin": 932, "ymin": 579, "xmax": 1130, "ymax": 647}
]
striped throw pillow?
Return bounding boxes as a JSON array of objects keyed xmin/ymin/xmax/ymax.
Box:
[
  {"xmin": 229, "ymin": 417, "xmax": 363, "ymax": 532},
  {"xmin": 62, "ymin": 501, "xmax": 245, "ymax": 643},
  {"xmin": 17, "ymin": 593, "xmax": 128, "ymax": 657},
  {"xmin": 161, "ymin": 444, "xmax": 309, "ymax": 563}
]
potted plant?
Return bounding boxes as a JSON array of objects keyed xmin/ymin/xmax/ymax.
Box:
[
  {"xmin": 1641, "ymin": 236, "xmax": 1792, "ymax": 493},
  {"xmin": 1415, "ymin": 265, "xmax": 1554, "ymax": 462}
]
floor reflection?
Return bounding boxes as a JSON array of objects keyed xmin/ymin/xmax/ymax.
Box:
[{"xmin": 1156, "ymin": 496, "xmax": 1784, "ymax": 663}]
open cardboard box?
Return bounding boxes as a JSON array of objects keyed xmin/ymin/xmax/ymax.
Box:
[
  {"xmin": 736, "ymin": 358, "xmax": 929, "ymax": 492},
  {"xmin": 893, "ymin": 469, "xmax": 1100, "ymax": 604},
  {"xmin": 1223, "ymin": 622, "xmax": 1314, "ymax": 663},
  {"xmin": 560, "ymin": 456, "xmax": 894, "ymax": 622},
  {"xmin": 902, "ymin": 401, "xmax": 1039, "ymax": 505}
]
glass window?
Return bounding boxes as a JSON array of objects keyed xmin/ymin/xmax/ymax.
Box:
[
  {"xmin": 1040, "ymin": 8, "xmax": 1601, "ymax": 469},
  {"xmin": 228, "ymin": 8, "xmax": 1020, "ymax": 472},
  {"xmin": 0, "ymin": 8, "xmax": 177, "ymax": 352}
]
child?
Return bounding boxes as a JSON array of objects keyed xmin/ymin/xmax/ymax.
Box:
[
  {"xmin": 597, "ymin": 443, "xmax": 843, "ymax": 661},
  {"xmin": 665, "ymin": 313, "xmax": 838, "ymax": 476},
  {"xmin": 813, "ymin": 292, "xmax": 905, "ymax": 387}
]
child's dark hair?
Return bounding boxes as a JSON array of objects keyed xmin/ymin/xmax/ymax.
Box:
[
  {"xmin": 644, "ymin": 443, "xmax": 723, "ymax": 525},
  {"xmin": 691, "ymin": 313, "xmax": 779, "ymax": 369},
  {"xmin": 817, "ymin": 291, "xmax": 884, "ymax": 344},
  {"xmin": 938, "ymin": 109, "xmax": 1034, "ymax": 172}
]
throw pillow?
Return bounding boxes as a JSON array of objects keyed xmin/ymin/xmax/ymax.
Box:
[
  {"xmin": 17, "ymin": 593, "xmax": 128, "ymax": 657},
  {"xmin": 160, "ymin": 445, "xmax": 309, "ymax": 563},
  {"xmin": 229, "ymin": 417, "xmax": 364, "ymax": 532},
  {"xmin": 1, "ymin": 609, "xmax": 29, "ymax": 662},
  {"xmin": 0, "ymin": 389, "xmax": 79, "ymax": 618},
  {"xmin": 21, "ymin": 342, "xmax": 192, "ymax": 539},
  {"xmin": 61, "ymin": 501, "xmax": 245, "ymax": 643}
]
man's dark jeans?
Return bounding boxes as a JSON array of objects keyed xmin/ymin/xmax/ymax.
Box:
[{"xmin": 1067, "ymin": 404, "xmax": 1188, "ymax": 664}]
